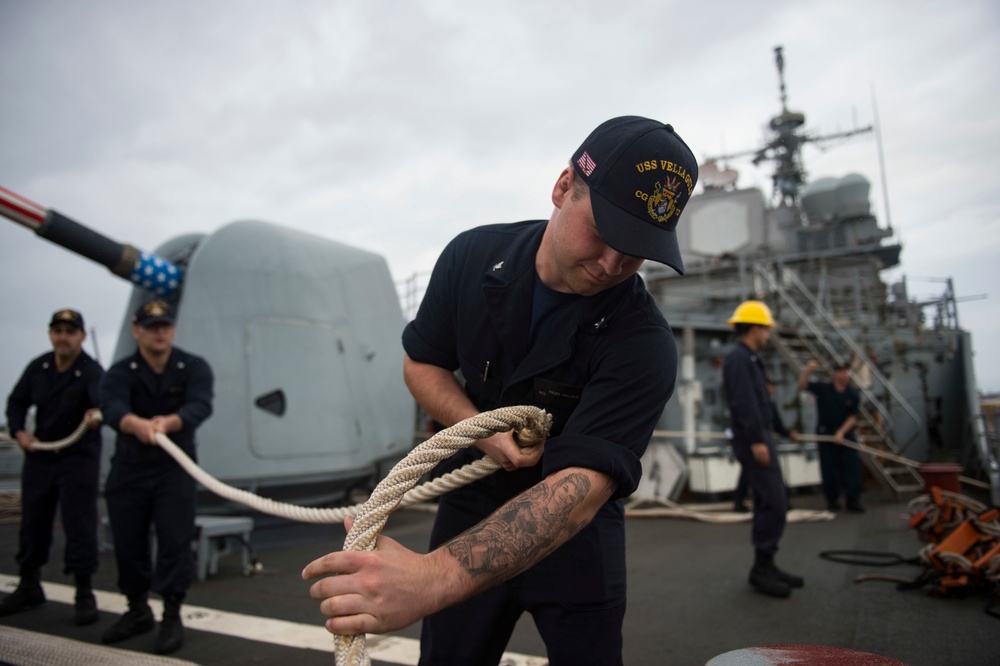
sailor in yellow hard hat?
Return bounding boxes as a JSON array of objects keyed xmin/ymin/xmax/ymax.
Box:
[
  {"xmin": 721, "ymin": 299, "xmax": 804, "ymax": 598},
  {"xmin": 726, "ymin": 299, "xmax": 776, "ymax": 328}
]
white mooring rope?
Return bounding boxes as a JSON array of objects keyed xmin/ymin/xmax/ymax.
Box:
[
  {"xmin": 15, "ymin": 406, "xmax": 552, "ymax": 666},
  {"xmin": 330, "ymin": 405, "xmax": 551, "ymax": 666},
  {"xmin": 1, "ymin": 418, "xmax": 92, "ymax": 452}
]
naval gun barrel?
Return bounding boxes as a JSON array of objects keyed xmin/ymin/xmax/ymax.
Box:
[{"xmin": 1, "ymin": 185, "xmax": 182, "ymax": 298}]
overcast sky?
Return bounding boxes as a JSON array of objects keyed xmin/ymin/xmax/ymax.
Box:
[{"xmin": 2, "ymin": 0, "xmax": 999, "ymax": 411}]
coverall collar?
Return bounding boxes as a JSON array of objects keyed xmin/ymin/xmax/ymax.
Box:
[{"xmin": 481, "ymin": 221, "xmax": 636, "ymax": 387}]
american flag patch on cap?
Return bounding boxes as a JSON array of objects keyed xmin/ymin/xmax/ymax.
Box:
[{"xmin": 576, "ymin": 151, "xmax": 597, "ymax": 177}]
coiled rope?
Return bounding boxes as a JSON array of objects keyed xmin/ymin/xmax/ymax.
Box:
[{"xmin": 332, "ymin": 405, "xmax": 551, "ymax": 666}]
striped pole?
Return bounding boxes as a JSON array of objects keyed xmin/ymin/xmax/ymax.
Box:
[
  {"xmin": 0, "ymin": 186, "xmax": 47, "ymax": 230},
  {"xmin": 0, "ymin": 185, "xmax": 183, "ymax": 298}
]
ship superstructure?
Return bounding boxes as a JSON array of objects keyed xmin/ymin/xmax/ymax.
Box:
[{"xmin": 644, "ymin": 47, "xmax": 992, "ymax": 498}]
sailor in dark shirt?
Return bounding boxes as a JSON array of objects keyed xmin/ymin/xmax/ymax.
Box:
[
  {"xmin": 304, "ymin": 116, "xmax": 698, "ymax": 665},
  {"xmin": 2, "ymin": 308, "xmax": 104, "ymax": 625},
  {"xmin": 798, "ymin": 359, "xmax": 864, "ymax": 512},
  {"xmin": 99, "ymin": 299, "xmax": 214, "ymax": 655}
]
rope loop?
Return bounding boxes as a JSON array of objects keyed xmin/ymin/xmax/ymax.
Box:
[{"xmin": 333, "ymin": 405, "xmax": 550, "ymax": 666}]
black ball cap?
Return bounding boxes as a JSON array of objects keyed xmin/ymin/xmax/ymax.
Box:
[{"xmin": 571, "ymin": 116, "xmax": 698, "ymax": 275}]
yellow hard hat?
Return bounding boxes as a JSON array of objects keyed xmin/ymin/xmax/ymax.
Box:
[{"xmin": 728, "ymin": 300, "xmax": 776, "ymax": 328}]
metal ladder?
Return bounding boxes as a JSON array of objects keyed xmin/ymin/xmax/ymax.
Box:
[{"xmin": 755, "ymin": 262, "xmax": 926, "ymax": 496}]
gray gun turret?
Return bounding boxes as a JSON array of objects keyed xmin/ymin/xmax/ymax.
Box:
[{"xmin": 1, "ymin": 183, "xmax": 416, "ymax": 510}]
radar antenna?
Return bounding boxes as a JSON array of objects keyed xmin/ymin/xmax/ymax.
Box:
[
  {"xmin": 776, "ymin": 45, "xmax": 789, "ymax": 112},
  {"xmin": 702, "ymin": 46, "xmax": 873, "ymax": 206}
]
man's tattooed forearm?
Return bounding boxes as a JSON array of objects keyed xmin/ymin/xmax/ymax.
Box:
[{"xmin": 445, "ymin": 472, "xmax": 592, "ymax": 584}]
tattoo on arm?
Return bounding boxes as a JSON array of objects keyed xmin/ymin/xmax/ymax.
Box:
[{"xmin": 444, "ymin": 472, "xmax": 592, "ymax": 586}]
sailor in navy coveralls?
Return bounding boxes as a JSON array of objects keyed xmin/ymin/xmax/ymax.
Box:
[
  {"xmin": 723, "ymin": 300, "xmax": 805, "ymax": 599},
  {"xmin": 304, "ymin": 116, "xmax": 699, "ymax": 666},
  {"xmin": 2, "ymin": 308, "xmax": 104, "ymax": 625},
  {"xmin": 100, "ymin": 299, "xmax": 213, "ymax": 654}
]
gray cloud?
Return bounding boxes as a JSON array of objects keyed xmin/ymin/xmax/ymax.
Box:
[{"xmin": 2, "ymin": 0, "xmax": 999, "ymax": 403}]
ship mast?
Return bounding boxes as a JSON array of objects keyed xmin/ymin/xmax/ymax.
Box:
[{"xmin": 706, "ymin": 46, "xmax": 873, "ymax": 207}]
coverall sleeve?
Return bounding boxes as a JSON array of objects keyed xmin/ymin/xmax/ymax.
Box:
[
  {"xmin": 845, "ymin": 390, "xmax": 860, "ymax": 418},
  {"xmin": 5, "ymin": 362, "xmax": 35, "ymax": 434},
  {"xmin": 401, "ymin": 235, "xmax": 461, "ymax": 370},
  {"xmin": 176, "ymin": 357, "xmax": 214, "ymax": 429},
  {"xmin": 85, "ymin": 361, "xmax": 104, "ymax": 407},
  {"xmin": 724, "ymin": 354, "xmax": 768, "ymax": 443},
  {"xmin": 99, "ymin": 362, "xmax": 132, "ymax": 432},
  {"xmin": 542, "ymin": 322, "xmax": 677, "ymax": 500}
]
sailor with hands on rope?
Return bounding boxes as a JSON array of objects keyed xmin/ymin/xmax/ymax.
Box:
[
  {"xmin": 1, "ymin": 308, "xmax": 104, "ymax": 625},
  {"xmin": 798, "ymin": 359, "xmax": 865, "ymax": 513},
  {"xmin": 304, "ymin": 116, "xmax": 698, "ymax": 665},
  {"xmin": 99, "ymin": 299, "xmax": 214, "ymax": 655}
]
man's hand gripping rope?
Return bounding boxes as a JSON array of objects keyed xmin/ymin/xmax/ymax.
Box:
[{"xmin": 302, "ymin": 405, "xmax": 551, "ymax": 666}]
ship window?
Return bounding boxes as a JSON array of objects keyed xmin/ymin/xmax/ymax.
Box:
[{"xmin": 689, "ymin": 199, "xmax": 751, "ymax": 255}]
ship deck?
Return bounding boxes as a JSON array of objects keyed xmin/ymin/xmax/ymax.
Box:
[{"xmin": 1, "ymin": 488, "xmax": 998, "ymax": 665}]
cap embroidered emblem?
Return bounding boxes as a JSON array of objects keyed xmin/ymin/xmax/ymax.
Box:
[
  {"xmin": 144, "ymin": 301, "xmax": 169, "ymax": 317},
  {"xmin": 576, "ymin": 152, "xmax": 597, "ymax": 177},
  {"xmin": 493, "ymin": 261, "xmax": 504, "ymax": 271},
  {"xmin": 648, "ymin": 176, "xmax": 682, "ymax": 223}
]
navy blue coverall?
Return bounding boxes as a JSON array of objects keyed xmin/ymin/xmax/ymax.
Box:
[
  {"xmin": 734, "ymin": 400, "xmax": 792, "ymax": 505},
  {"xmin": 5, "ymin": 350, "xmax": 104, "ymax": 576},
  {"xmin": 806, "ymin": 381, "xmax": 863, "ymax": 506},
  {"xmin": 402, "ymin": 220, "xmax": 676, "ymax": 666},
  {"xmin": 722, "ymin": 341, "xmax": 787, "ymax": 555},
  {"xmin": 100, "ymin": 347, "xmax": 213, "ymax": 599}
]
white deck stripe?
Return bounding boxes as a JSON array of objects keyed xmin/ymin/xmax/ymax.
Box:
[{"xmin": 0, "ymin": 574, "xmax": 548, "ymax": 665}]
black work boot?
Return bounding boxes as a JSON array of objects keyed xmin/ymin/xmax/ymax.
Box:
[
  {"xmin": 749, "ymin": 551, "xmax": 791, "ymax": 599},
  {"xmin": 846, "ymin": 499, "xmax": 866, "ymax": 513},
  {"xmin": 0, "ymin": 568, "xmax": 45, "ymax": 616},
  {"xmin": 768, "ymin": 561, "xmax": 805, "ymax": 588},
  {"xmin": 101, "ymin": 595, "xmax": 155, "ymax": 644},
  {"xmin": 155, "ymin": 594, "xmax": 185, "ymax": 655},
  {"xmin": 74, "ymin": 573, "xmax": 99, "ymax": 626}
]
